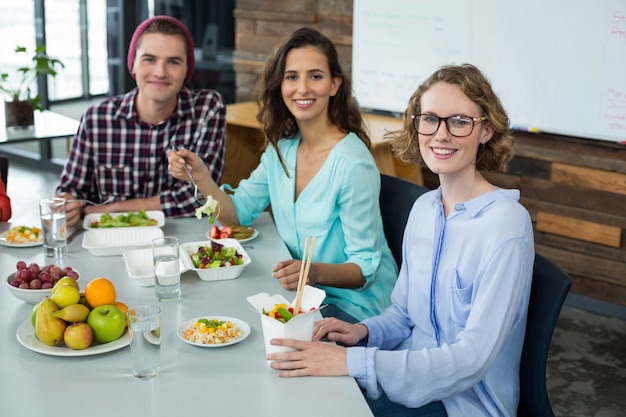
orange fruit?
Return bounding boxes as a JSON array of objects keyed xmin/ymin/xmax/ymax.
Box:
[
  {"xmin": 84, "ymin": 277, "xmax": 116, "ymax": 308},
  {"xmin": 114, "ymin": 301, "xmax": 129, "ymax": 327}
]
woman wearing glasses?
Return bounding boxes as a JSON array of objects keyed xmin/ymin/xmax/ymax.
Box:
[{"xmin": 267, "ymin": 64, "xmax": 535, "ymax": 417}]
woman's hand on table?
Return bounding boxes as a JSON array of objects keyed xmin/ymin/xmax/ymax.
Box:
[{"xmin": 267, "ymin": 338, "xmax": 348, "ymax": 377}]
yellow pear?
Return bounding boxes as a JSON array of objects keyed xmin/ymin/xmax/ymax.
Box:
[
  {"xmin": 52, "ymin": 303, "xmax": 90, "ymax": 323},
  {"xmin": 35, "ymin": 298, "xmax": 67, "ymax": 346},
  {"xmin": 52, "ymin": 277, "xmax": 80, "ymax": 292},
  {"xmin": 50, "ymin": 285, "xmax": 80, "ymax": 309}
]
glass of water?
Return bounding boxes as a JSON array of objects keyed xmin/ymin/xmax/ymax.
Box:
[
  {"xmin": 39, "ymin": 197, "xmax": 67, "ymax": 258},
  {"xmin": 127, "ymin": 305, "xmax": 161, "ymax": 380},
  {"xmin": 152, "ymin": 236, "xmax": 181, "ymax": 301}
]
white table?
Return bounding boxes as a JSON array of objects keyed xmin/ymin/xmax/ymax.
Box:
[{"xmin": 0, "ymin": 213, "xmax": 374, "ymax": 417}]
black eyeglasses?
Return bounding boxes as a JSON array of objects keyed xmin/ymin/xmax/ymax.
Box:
[{"xmin": 411, "ymin": 114, "xmax": 488, "ymax": 137}]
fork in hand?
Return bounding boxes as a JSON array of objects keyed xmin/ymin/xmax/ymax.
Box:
[{"xmin": 169, "ymin": 146, "xmax": 207, "ymax": 205}]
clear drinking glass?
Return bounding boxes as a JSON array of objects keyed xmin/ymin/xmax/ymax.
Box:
[
  {"xmin": 39, "ymin": 197, "xmax": 67, "ymax": 258},
  {"xmin": 127, "ymin": 305, "xmax": 161, "ymax": 380},
  {"xmin": 152, "ymin": 236, "xmax": 181, "ymax": 301}
]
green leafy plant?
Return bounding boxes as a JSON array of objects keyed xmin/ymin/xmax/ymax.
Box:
[{"xmin": 0, "ymin": 45, "xmax": 64, "ymax": 111}]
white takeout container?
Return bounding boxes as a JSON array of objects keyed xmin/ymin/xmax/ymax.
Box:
[
  {"xmin": 82, "ymin": 227, "xmax": 164, "ymax": 256},
  {"xmin": 247, "ymin": 285, "xmax": 326, "ymax": 357},
  {"xmin": 179, "ymin": 239, "xmax": 251, "ymax": 282},
  {"xmin": 123, "ymin": 247, "xmax": 186, "ymax": 287},
  {"xmin": 82, "ymin": 210, "xmax": 165, "ymax": 230}
]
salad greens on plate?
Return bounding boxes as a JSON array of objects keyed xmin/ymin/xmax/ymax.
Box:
[{"xmin": 89, "ymin": 210, "xmax": 158, "ymax": 228}]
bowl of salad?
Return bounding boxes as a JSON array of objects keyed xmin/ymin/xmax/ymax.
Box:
[{"xmin": 180, "ymin": 239, "xmax": 251, "ymax": 282}]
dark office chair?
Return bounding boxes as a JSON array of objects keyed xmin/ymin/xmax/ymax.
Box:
[
  {"xmin": 379, "ymin": 174, "xmax": 429, "ymax": 268},
  {"xmin": 0, "ymin": 156, "xmax": 8, "ymax": 187},
  {"xmin": 518, "ymin": 254, "xmax": 572, "ymax": 417}
]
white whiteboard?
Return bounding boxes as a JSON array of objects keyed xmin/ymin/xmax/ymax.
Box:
[{"xmin": 352, "ymin": 0, "xmax": 626, "ymax": 144}]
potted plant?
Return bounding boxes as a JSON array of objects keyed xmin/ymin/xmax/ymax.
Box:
[{"xmin": 1, "ymin": 45, "xmax": 64, "ymax": 128}]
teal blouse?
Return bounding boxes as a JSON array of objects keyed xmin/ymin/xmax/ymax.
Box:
[{"xmin": 224, "ymin": 132, "xmax": 398, "ymax": 321}]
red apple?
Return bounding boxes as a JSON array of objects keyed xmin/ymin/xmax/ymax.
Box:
[
  {"xmin": 87, "ymin": 305, "xmax": 126, "ymax": 344},
  {"xmin": 64, "ymin": 322, "xmax": 94, "ymax": 350}
]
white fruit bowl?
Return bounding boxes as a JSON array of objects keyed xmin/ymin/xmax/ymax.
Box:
[
  {"xmin": 180, "ymin": 239, "xmax": 251, "ymax": 282},
  {"xmin": 6, "ymin": 273, "xmax": 80, "ymax": 304}
]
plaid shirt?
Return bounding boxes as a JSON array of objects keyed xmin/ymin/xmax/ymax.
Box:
[{"xmin": 56, "ymin": 87, "xmax": 226, "ymax": 217}]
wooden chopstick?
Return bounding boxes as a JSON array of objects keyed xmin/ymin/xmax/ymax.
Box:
[{"xmin": 293, "ymin": 236, "xmax": 315, "ymax": 316}]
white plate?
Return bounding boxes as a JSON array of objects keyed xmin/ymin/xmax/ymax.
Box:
[
  {"xmin": 0, "ymin": 230, "xmax": 43, "ymax": 247},
  {"xmin": 16, "ymin": 320, "xmax": 130, "ymax": 357},
  {"xmin": 177, "ymin": 316, "xmax": 251, "ymax": 348},
  {"xmin": 83, "ymin": 210, "xmax": 165, "ymax": 230},
  {"xmin": 204, "ymin": 228, "xmax": 259, "ymax": 243},
  {"xmin": 82, "ymin": 227, "xmax": 164, "ymax": 256}
]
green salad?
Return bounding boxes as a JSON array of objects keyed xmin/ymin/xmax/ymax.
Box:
[{"xmin": 89, "ymin": 210, "xmax": 158, "ymax": 228}]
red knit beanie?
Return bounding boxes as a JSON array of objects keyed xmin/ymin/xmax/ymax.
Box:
[{"xmin": 127, "ymin": 15, "xmax": 195, "ymax": 84}]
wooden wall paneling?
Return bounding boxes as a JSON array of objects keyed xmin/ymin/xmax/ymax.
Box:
[
  {"xmin": 537, "ymin": 244, "xmax": 626, "ymax": 288},
  {"xmin": 522, "ymin": 198, "xmax": 626, "ymax": 231},
  {"xmin": 536, "ymin": 212, "xmax": 622, "ymax": 248},
  {"xmin": 521, "ymin": 177, "xmax": 626, "ymax": 218},
  {"xmin": 534, "ymin": 232, "xmax": 626, "ymax": 265},
  {"xmin": 551, "ymin": 163, "xmax": 626, "ymax": 196}
]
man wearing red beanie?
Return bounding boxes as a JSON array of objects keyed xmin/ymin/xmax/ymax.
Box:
[{"xmin": 56, "ymin": 15, "xmax": 226, "ymax": 227}]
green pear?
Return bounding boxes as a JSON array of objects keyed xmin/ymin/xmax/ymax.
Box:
[
  {"xmin": 53, "ymin": 277, "xmax": 79, "ymax": 292},
  {"xmin": 50, "ymin": 285, "xmax": 80, "ymax": 309},
  {"xmin": 52, "ymin": 303, "xmax": 90, "ymax": 323},
  {"xmin": 35, "ymin": 298, "xmax": 67, "ymax": 346}
]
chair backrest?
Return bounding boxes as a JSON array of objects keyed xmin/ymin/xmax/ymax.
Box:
[
  {"xmin": 0, "ymin": 156, "xmax": 8, "ymax": 188},
  {"xmin": 518, "ymin": 254, "xmax": 572, "ymax": 417},
  {"xmin": 379, "ymin": 174, "xmax": 429, "ymax": 268}
]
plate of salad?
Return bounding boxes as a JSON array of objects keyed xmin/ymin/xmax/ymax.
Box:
[
  {"xmin": 177, "ymin": 316, "xmax": 251, "ymax": 347},
  {"xmin": 180, "ymin": 239, "xmax": 251, "ymax": 281},
  {"xmin": 83, "ymin": 210, "xmax": 164, "ymax": 229},
  {"xmin": 0, "ymin": 225, "xmax": 43, "ymax": 247}
]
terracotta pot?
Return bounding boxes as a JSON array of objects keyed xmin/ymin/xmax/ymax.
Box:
[{"xmin": 4, "ymin": 100, "xmax": 35, "ymax": 128}]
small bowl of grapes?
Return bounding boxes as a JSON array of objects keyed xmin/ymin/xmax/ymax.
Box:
[{"xmin": 6, "ymin": 261, "xmax": 80, "ymax": 304}]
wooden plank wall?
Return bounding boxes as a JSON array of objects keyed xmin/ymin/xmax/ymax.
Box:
[{"xmin": 232, "ymin": 0, "xmax": 626, "ymax": 307}]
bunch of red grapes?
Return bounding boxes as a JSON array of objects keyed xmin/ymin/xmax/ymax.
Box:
[{"xmin": 9, "ymin": 261, "xmax": 79, "ymax": 290}]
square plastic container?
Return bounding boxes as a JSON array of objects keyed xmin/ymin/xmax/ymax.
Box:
[
  {"xmin": 179, "ymin": 239, "xmax": 251, "ymax": 282},
  {"xmin": 82, "ymin": 227, "xmax": 164, "ymax": 256}
]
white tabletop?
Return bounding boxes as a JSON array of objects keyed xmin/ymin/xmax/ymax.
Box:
[{"xmin": 0, "ymin": 213, "xmax": 373, "ymax": 417}]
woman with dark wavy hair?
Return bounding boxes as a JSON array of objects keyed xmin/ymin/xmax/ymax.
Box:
[
  {"xmin": 169, "ymin": 27, "xmax": 397, "ymax": 322},
  {"xmin": 266, "ymin": 64, "xmax": 534, "ymax": 417}
]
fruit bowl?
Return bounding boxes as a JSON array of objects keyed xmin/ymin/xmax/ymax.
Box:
[
  {"xmin": 180, "ymin": 239, "xmax": 251, "ymax": 282},
  {"xmin": 6, "ymin": 272, "xmax": 80, "ymax": 304}
]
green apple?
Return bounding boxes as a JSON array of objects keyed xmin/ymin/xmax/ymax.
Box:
[
  {"xmin": 50, "ymin": 285, "xmax": 80, "ymax": 309},
  {"xmin": 87, "ymin": 305, "xmax": 126, "ymax": 344},
  {"xmin": 63, "ymin": 322, "xmax": 93, "ymax": 350}
]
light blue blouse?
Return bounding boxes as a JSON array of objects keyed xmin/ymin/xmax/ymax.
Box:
[
  {"xmin": 347, "ymin": 187, "xmax": 535, "ymax": 416},
  {"xmin": 223, "ymin": 132, "xmax": 398, "ymax": 321}
]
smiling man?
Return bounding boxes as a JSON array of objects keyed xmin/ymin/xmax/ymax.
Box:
[{"xmin": 56, "ymin": 15, "xmax": 226, "ymax": 228}]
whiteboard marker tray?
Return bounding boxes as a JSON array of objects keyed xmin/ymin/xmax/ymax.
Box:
[{"xmin": 82, "ymin": 228, "xmax": 164, "ymax": 256}]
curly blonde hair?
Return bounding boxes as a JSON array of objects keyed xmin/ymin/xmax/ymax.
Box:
[{"xmin": 386, "ymin": 63, "xmax": 514, "ymax": 172}]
